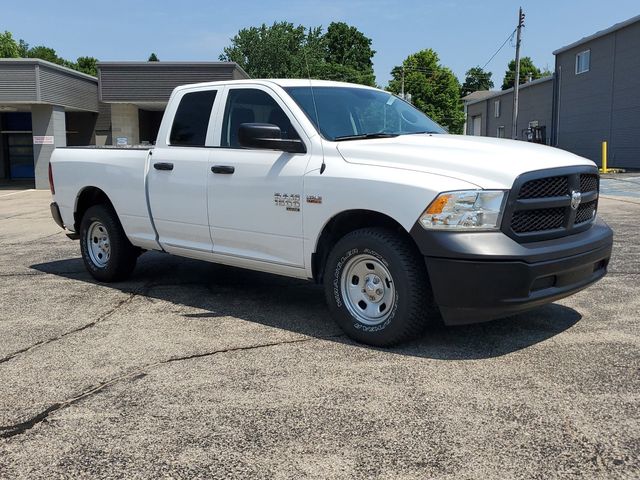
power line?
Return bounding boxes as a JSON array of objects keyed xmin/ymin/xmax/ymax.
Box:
[{"xmin": 481, "ymin": 28, "xmax": 517, "ymax": 70}]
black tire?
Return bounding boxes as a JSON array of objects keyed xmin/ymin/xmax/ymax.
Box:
[
  {"xmin": 79, "ymin": 204, "xmax": 138, "ymax": 282},
  {"xmin": 323, "ymin": 227, "xmax": 437, "ymax": 346}
]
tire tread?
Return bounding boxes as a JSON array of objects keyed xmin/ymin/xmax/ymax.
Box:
[
  {"xmin": 324, "ymin": 227, "xmax": 436, "ymax": 346},
  {"xmin": 80, "ymin": 204, "xmax": 138, "ymax": 282}
]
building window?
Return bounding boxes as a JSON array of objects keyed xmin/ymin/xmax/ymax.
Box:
[
  {"xmin": 497, "ymin": 126, "xmax": 505, "ymax": 138},
  {"xmin": 494, "ymin": 100, "xmax": 501, "ymax": 118},
  {"xmin": 575, "ymin": 50, "xmax": 590, "ymax": 74},
  {"xmin": 169, "ymin": 90, "xmax": 217, "ymax": 146}
]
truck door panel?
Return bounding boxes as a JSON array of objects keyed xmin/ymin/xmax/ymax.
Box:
[
  {"xmin": 208, "ymin": 86, "xmax": 309, "ymax": 267},
  {"xmin": 147, "ymin": 88, "xmax": 220, "ymax": 253}
]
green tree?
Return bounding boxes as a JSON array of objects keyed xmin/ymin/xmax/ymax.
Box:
[
  {"xmin": 17, "ymin": 39, "xmax": 29, "ymax": 57},
  {"xmin": 76, "ymin": 56, "xmax": 98, "ymax": 76},
  {"xmin": 26, "ymin": 45, "xmax": 64, "ymax": 64},
  {"xmin": 220, "ymin": 21, "xmax": 376, "ymax": 86},
  {"xmin": 322, "ymin": 22, "xmax": 375, "ymax": 85},
  {"xmin": 460, "ymin": 66, "xmax": 494, "ymax": 96},
  {"xmin": 0, "ymin": 30, "xmax": 99, "ymax": 76},
  {"xmin": 501, "ymin": 56, "xmax": 542, "ymax": 89},
  {"xmin": 148, "ymin": 52, "xmax": 159, "ymax": 61},
  {"xmin": 388, "ymin": 49, "xmax": 465, "ymax": 134},
  {"xmin": 220, "ymin": 22, "xmax": 310, "ymax": 78},
  {"xmin": 0, "ymin": 31, "xmax": 20, "ymax": 57}
]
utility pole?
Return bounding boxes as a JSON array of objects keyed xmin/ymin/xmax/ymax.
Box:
[
  {"xmin": 401, "ymin": 66, "xmax": 405, "ymax": 99},
  {"xmin": 512, "ymin": 7, "xmax": 524, "ymax": 139}
]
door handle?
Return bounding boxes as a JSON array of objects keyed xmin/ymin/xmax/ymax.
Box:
[
  {"xmin": 211, "ymin": 165, "xmax": 235, "ymax": 174},
  {"xmin": 154, "ymin": 162, "xmax": 174, "ymax": 171}
]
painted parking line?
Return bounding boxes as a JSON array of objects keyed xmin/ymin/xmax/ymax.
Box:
[{"xmin": 0, "ymin": 189, "xmax": 37, "ymax": 198}]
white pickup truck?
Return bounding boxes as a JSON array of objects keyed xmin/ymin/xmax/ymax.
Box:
[{"xmin": 49, "ymin": 79, "xmax": 613, "ymax": 346}]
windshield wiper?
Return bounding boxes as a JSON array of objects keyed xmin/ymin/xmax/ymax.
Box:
[
  {"xmin": 334, "ymin": 132, "xmax": 399, "ymax": 141},
  {"xmin": 403, "ymin": 130, "xmax": 441, "ymax": 135}
]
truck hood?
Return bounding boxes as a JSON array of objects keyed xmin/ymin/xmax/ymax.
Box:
[{"xmin": 336, "ymin": 134, "xmax": 595, "ymax": 189}]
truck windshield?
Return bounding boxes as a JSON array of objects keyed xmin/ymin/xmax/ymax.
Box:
[{"xmin": 285, "ymin": 86, "xmax": 446, "ymax": 141}]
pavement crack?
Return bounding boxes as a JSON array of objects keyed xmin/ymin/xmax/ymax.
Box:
[
  {"xmin": 0, "ymin": 272, "xmax": 44, "ymax": 277},
  {"xmin": 0, "ymin": 366, "xmax": 147, "ymax": 439},
  {"xmin": 160, "ymin": 336, "xmax": 320, "ymax": 365},
  {"xmin": 0, "ymin": 293, "xmax": 137, "ymax": 365},
  {"xmin": 0, "ymin": 334, "xmax": 343, "ymax": 439}
]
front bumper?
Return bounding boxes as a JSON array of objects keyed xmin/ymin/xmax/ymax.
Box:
[{"xmin": 410, "ymin": 218, "xmax": 613, "ymax": 325}]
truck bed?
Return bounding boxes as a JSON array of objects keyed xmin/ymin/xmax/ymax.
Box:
[{"xmin": 51, "ymin": 146, "xmax": 159, "ymax": 250}]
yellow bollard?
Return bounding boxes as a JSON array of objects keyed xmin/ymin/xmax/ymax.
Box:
[{"xmin": 601, "ymin": 141, "xmax": 608, "ymax": 174}]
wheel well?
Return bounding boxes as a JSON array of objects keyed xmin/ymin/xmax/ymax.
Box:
[
  {"xmin": 312, "ymin": 210, "xmax": 415, "ymax": 283},
  {"xmin": 74, "ymin": 187, "xmax": 115, "ymax": 232}
]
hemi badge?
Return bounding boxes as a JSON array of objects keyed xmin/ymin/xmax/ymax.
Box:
[{"xmin": 306, "ymin": 195, "xmax": 323, "ymax": 204}]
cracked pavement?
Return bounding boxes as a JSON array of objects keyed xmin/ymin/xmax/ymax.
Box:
[{"xmin": 0, "ymin": 185, "xmax": 638, "ymax": 479}]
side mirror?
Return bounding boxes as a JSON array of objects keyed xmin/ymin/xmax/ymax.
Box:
[{"xmin": 238, "ymin": 123, "xmax": 306, "ymax": 154}]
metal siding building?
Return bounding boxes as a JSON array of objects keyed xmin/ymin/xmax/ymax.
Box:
[
  {"xmin": 464, "ymin": 15, "xmax": 640, "ymax": 169},
  {"xmin": 0, "ymin": 60, "xmax": 248, "ymax": 187},
  {"xmin": 0, "ymin": 59, "xmax": 99, "ymax": 187},
  {"xmin": 99, "ymin": 62, "xmax": 247, "ymax": 104},
  {"xmin": 0, "ymin": 59, "xmax": 98, "ymax": 111},
  {"xmin": 96, "ymin": 61, "xmax": 249, "ymax": 146},
  {"xmin": 465, "ymin": 76, "xmax": 553, "ymax": 143},
  {"xmin": 554, "ymin": 16, "xmax": 640, "ymax": 168}
]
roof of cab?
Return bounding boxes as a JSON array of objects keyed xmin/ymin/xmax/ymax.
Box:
[{"xmin": 173, "ymin": 78, "xmax": 379, "ymax": 92}]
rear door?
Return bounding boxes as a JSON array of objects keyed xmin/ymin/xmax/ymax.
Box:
[{"xmin": 147, "ymin": 87, "xmax": 221, "ymax": 254}]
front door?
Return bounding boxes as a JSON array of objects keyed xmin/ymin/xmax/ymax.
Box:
[
  {"xmin": 472, "ymin": 116, "xmax": 482, "ymax": 136},
  {"xmin": 147, "ymin": 88, "xmax": 221, "ymax": 254},
  {"xmin": 208, "ymin": 86, "xmax": 310, "ymax": 267},
  {"xmin": 7, "ymin": 134, "xmax": 35, "ymax": 178}
]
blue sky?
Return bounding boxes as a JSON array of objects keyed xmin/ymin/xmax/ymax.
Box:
[{"xmin": 3, "ymin": 0, "xmax": 638, "ymax": 88}]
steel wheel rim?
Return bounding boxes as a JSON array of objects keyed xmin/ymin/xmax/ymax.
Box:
[
  {"xmin": 86, "ymin": 221, "xmax": 111, "ymax": 268},
  {"xmin": 340, "ymin": 254, "xmax": 396, "ymax": 326}
]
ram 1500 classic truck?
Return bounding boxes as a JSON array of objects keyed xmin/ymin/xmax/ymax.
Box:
[{"xmin": 49, "ymin": 79, "xmax": 613, "ymax": 346}]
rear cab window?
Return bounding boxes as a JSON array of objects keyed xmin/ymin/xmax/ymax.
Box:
[{"xmin": 169, "ymin": 90, "xmax": 217, "ymax": 146}]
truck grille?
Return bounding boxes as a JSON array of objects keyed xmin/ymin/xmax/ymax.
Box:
[
  {"xmin": 503, "ymin": 167, "xmax": 599, "ymax": 242},
  {"xmin": 517, "ymin": 176, "xmax": 568, "ymax": 199},
  {"xmin": 511, "ymin": 207, "xmax": 565, "ymax": 233},
  {"xmin": 575, "ymin": 200, "xmax": 598, "ymax": 224}
]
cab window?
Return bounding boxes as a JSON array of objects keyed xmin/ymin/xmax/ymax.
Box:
[
  {"xmin": 221, "ymin": 88, "xmax": 300, "ymax": 148},
  {"xmin": 169, "ymin": 90, "xmax": 217, "ymax": 146}
]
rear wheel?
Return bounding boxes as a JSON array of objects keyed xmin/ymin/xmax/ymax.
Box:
[
  {"xmin": 79, "ymin": 204, "xmax": 138, "ymax": 282},
  {"xmin": 323, "ymin": 228, "xmax": 437, "ymax": 346}
]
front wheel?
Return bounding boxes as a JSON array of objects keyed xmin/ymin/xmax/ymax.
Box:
[
  {"xmin": 79, "ymin": 204, "xmax": 138, "ymax": 282},
  {"xmin": 324, "ymin": 228, "xmax": 438, "ymax": 346}
]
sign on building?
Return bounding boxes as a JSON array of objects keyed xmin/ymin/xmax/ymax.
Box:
[{"xmin": 33, "ymin": 136, "xmax": 54, "ymax": 145}]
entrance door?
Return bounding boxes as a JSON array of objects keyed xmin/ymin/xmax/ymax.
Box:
[
  {"xmin": 472, "ymin": 116, "xmax": 482, "ymax": 136},
  {"xmin": 208, "ymin": 86, "xmax": 309, "ymax": 267},
  {"xmin": 7, "ymin": 134, "xmax": 34, "ymax": 178}
]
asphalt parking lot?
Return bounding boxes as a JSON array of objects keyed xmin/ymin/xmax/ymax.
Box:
[{"xmin": 0, "ymin": 179, "xmax": 639, "ymax": 479}]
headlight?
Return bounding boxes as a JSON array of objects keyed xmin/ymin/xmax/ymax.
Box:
[{"xmin": 419, "ymin": 190, "xmax": 507, "ymax": 231}]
